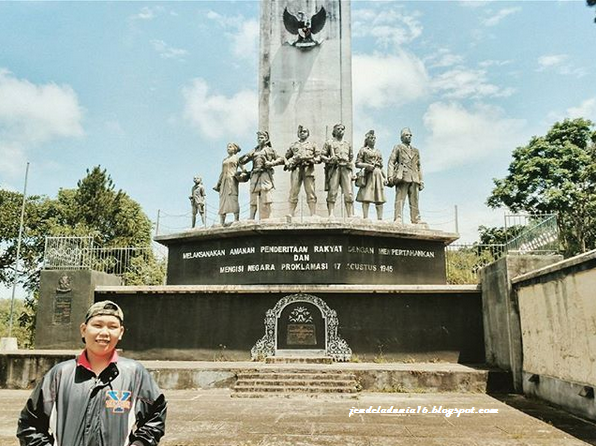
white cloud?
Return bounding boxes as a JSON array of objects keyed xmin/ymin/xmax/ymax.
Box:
[
  {"xmin": 537, "ymin": 54, "xmax": 567, "ymax": 70},
  {"xmin": 537, "ymin": 54, "xmax": 587, "ymax": 78},
  {"xmin": 182, "ymin": 78, "xmax": 257, "ymax": 140},
  {"xmin": 432, "ymin": 68, "xmax": 514, "ymax": 99},
  {"xmin": 426, "ymin": 49, "xmax": 465, "ymax": 69},
  {"xmin": 0, "ymin": 70, "xmax": 84, "ymax": 143},
  {"xmin": 567, "ymin": 98, "xmax": 596, "ymax": 121},
  {"xmin": 459, "ymin": 0, "xmax": 494, "ymax": 8},
  {"xmin": 0, "ymin": 70, "xmax": 84, "ymax": 177},
  {"xmin": 353, "ymin": 7, "xmax": 423, "ymax": 48},
  {"xmin": 0, "ymin": 69, "xmax": 83, "ymax": 176},
  {"xmin": 423, "ymin": 102, "xmax": 526, "ymax": 173},
  {"xmin": 151, "ymin": 40, "xmax": 188, "ymax": 60},
  {"xmin": 483, "ymin": 7, "xmax": 521, "ymax": 26},
  {"xmin": 479, "ymin": 59, "xmax": 512, "ymax": 68},
  {"xmin": 352, "ymin": 51, "xmax": 429, "ymax": 110},
  {"xmin": 0, "ymin": 142, "xmax": 27, "ymax": 177},
  {"xmin": 229, "ymin": 20, "xmax": 259, "ymax": 61},
  {"xmin": 130, "ymin": 6, "xmax": 164, "ymax": 21},
  {"xmin": 206, "ymin": 11, "xmax": 258, "ymax": 61}
]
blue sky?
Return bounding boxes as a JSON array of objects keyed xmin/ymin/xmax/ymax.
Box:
[{"xmin": 1, "ymin": 0, "xmax": 595, "ymax": 244}]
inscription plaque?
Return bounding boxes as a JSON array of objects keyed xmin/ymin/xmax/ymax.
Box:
[
  {"xmin": 53, "ymin": 293, "xmax": 72, "ymax": 325},
  {"xmin": 278, "ymin": 302, "xmax": 324, "ymax": 350},
  {"xmin": 162, "ymin": 227, "xmax": 453, "ymax": 285},
  {"xmin": 287, "ymin": 323, "xmax": 317, "ymax": 345}
]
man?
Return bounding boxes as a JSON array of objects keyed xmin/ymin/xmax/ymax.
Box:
[
  {"xmin": 239, "ymin": 131, "xmax": 284, "ymax": 220},
  {"xmin": 189, "ymin": 176, "xmax": 206, "ymax": 228},
  {"xmin": 387, "ymin": 127, "xmax": 424, "ymax": 224},
  {"xmin": 17, "ymin": 301, "xmax": 167, "ymax": 446},
  {"xmin": 285, "ymin": 125, "xmax": 321, "ymax": 216},
  {"xmin": 321, "ymin": 123, "xmax": 354, "ymax": 218}
]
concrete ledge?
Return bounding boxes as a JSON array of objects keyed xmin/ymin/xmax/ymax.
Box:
[
  {"xmin": 523, "ymin": 371, "xmax": 596, "ymax": 421},
  {"xmin": 1, "ymin": 352, "xmax": 508, "ymax": 393},
  {"xmin": 512, "ymin": 249, "xmax": 596, "ymax": 285},
  {"xmin": 96, "ymin": 284, "xmax": 481, "ymax": 295},
  {"xmin": 155, "ymin": 219, "xmax": 459, "ymax": 244}
]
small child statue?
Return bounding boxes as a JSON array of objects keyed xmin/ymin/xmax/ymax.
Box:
[{"xmin": 190, "ymin": 176, "xmax": 206, "ymax": 228}]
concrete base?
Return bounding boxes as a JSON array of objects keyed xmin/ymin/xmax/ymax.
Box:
[
  {"xmin": 3, "ymin": 389, "xmax": 595, "ymax": 445},
  {"xmin": 0, "ymin": 351, "xmax": 511, "ymax": 394},
  {"xmin": 480, "ymin": 255, "xmax": 562, "ymax": 392},
  {"xmin": 36, "ymin": 270, "xmax": 121, "ymax": 349},
  {"xmin": 0, "ymin": 338, "xmax": 17, "ymax": 351},
  {"xmin": 156, "ymin": 220, "xmax": 458, "ymax": 286},
  {"xmin": 95, "ymin": 285, "xmax": 484, "ymax": 363},
  {"xmin": 523, "ymin": 372, "xmax": 596, "ymax": 421}
]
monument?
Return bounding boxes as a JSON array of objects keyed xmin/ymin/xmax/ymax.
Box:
[
  {"xmin": 259, "ymin": 0, "xmax": 353, "ymax": 217},
  {"xmin": 91, "ymin": 0, "xmax": 485, "ymax": 364}
]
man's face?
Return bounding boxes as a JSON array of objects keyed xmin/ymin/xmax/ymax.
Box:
[
  {"xmin": 401, "ymin": 131, "xmax": 412, "ymax": 144},
  {"xmin": 257, "ymin": 133, "xmax": 266, "ymax": 145},
  {"xmin": 336, "ymin": 127, "xmax": 345, "ymax": 139},
  {"xmin": 299, "ymin": 128, "xmax": 309, "ymax": 141},
  {"xmin": 80, "ymin": 315, "xmax": 124, "ymax": 358}
]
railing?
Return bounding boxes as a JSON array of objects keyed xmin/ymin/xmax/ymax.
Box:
[
  {"xmin": 445, "ymin": 243, "xmax": 506, "ymax": 284},
  {"xmin": 505, "ymin": 213, "xmax": 559, "ymax": 255},
  {"xmin": 445, "ymin": 213, "xmax": 560, "ymax": 284},
  {"xmin": 43, "ymin": 236, "xmax": 160, "ymax": 283},
  {"xmin": 155, "ymin": 197, "xmax": 460, "ymax": 235}
]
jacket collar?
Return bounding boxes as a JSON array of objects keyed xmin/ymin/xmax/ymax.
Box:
[{"xmin": 77, "ymin": 349, "xmax": 119, "ymax": 373}]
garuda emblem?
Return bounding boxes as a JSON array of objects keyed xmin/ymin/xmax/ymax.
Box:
[{"xmin": 283, "ymin": 6, "xmax": 327, "ymax": 50}]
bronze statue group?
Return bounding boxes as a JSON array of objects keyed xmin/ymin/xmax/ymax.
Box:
[{"xmin": 191, "ymin": 125, "xmax": 425, "ymax": 227}]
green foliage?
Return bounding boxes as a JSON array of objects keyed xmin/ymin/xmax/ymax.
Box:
[
  {"xmin": 478, "ymin": 225, "xmax": 523, "ymax": 245},
  {"xmin": 0, "ymin": 298, "xmax": 34, "ymax": 349},
  {"xmin": 122, "ymin": 255, "xmax": 166, "ymax": 286},
  {"xmin": 0, "ymin": 166, "xmax": 163, "ymax": 346},
  {"xmin": 487, "ymin": 118, "xmax": 596, "ymax": 256},
  {"xmin": 446, "ymin": 246, "xmax": 502, "ymax": 284}
]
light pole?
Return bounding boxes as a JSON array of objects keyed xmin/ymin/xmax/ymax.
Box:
[{"xmin": 2, "ymin": 162, "xmax": 30, "ymax": 350}]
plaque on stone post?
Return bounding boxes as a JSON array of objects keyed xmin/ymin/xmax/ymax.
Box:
[{"xmin": 53, "ymin": 274, "xmax": 73, "ymax": 325}]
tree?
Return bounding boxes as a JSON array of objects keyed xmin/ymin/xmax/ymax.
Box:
[
  {"xmin": 487, "ymin": 118, "xmax": 596, "ymax": 256},
  {"xmin": 0, "ymin": 166, "xmax": 163, "ymax": 346},
  {"xmin": 478, "ymin": 225, "xmax": 523, "ymax": 246}
]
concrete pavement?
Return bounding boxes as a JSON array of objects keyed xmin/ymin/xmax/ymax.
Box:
[{"xmin": 1, "ymin": 389, "xmax": 595, "ymax": 446}]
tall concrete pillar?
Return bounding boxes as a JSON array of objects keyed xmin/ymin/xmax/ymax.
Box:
[{"xmin": 259, "ymin": 0, "xmax": 352, "ymax": 218}]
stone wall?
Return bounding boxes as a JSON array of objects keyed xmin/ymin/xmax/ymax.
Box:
[
  {"xmin": 480, "ymin": 255, "xmax": 561, "ymax": 391},
  {"xmin": 36, "ymin": 270, "xmax": 121, "ymax": 349},
  {"xmin": 95, "ymin": 285, "xmax": 484, "ymax": 363},
  {"xmin": 512, "ymin": 250, "xmax": 596, "ymax": 419}
]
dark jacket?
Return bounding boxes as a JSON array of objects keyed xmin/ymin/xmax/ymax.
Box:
[
  {"xmin": 17, "ymin": 354, "xmax": 167, "ymax": 446},
  {"xmin": 387, "ymin": 144, "xmax": 422, "ymax": 185}
]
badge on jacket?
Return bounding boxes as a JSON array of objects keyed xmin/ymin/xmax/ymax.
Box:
[{"xmin": 106, "ymin": 390, "xmax": 132, "ymax": 413}]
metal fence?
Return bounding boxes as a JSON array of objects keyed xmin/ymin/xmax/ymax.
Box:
[
  {"xmin": 43, "ymin": 236, "xmax": 156, "ymax": 280},
  {"xmin": 445, "ymin": 213, "xmax": 560, "ymax": 284},
  {"xmin": 445, "ymin": 243, "xmax": 507, "ymax": 284},
  {"xmin": 505, "ymin": 213, "xmax": 559, "ymax": 255}
]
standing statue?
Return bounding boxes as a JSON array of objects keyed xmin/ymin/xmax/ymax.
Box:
[
  {"xmin": 355, "ymin": 130, "xmax": 386, "ymax": 220},
  {"xmin": 387, "ymin": 127, "xmax": 424, "ymax": 225},
  {"xmin": 285, "ymin": 125, "xmax": 321, "ymax": 216},
  {"xmin": 321, "ymin": 123, "xmax": 354, "ymax": 217},
  {"xmin": 239, "ymin": 131, "xmax": 284, "ymax": 220},
  {"xmin": 214, "ymin": 143, "xmax": 242, "ymax": 226},
  {"xmin": 190, "ymin": 176, "xmax": 206, "ymax": 228}
]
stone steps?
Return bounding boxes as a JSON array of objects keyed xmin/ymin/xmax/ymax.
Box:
[
  {"xmin": 232, "ymin": 369, "xmax": 360, "ymax": 398},
  {"xmin": 265, "ymin": 356, "xmax": 333, "ymax": 364}
]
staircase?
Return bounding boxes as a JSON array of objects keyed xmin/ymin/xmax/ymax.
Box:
[{"xmin": 232, "ymin": 357, "xmax": 360, "ymax": 398}]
